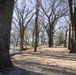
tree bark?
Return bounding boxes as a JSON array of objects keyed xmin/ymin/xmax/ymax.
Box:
[
  {"xmin": 49, "ymin": 34, "xmax": 53, "ymax": 47},
  {"xmin": 32, "ymin": 31, "xmax": 35, "ymax": 47},
  {"xmin": 64, "ymin": 30, "xmax": 67, "ymax": 47},
  {"xmin": 34, "ymin": 16, "xmax": 38, "ymax": 52},
  {"xmin": 0, "ymin": 0, "xmax": 14, "ymax": 69},
  {"xmin": 48, "ymin": 25, "xmax": 53, "ymax": 47},
  {"xmin": 68, "ymin": 24, "xmax": 71, "ymax": 50},
  {"xmin": 73, "ymin": 6, "xmax": 76, "ymax": 52},
  {"xmin": 20, "ymin": 29, "xmax": 25, "ymax": 50},
  {"xmin": 34, "ymin": 0, "xmax": 39, "ymax": 52},
  {"xmin": 68, "ymin": 0, "xmax": 75, "ymax": 53}
]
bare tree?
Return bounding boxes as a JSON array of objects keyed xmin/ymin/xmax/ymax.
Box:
[
  {"xmin": 0, "ymin": 0, "xmax": 14, "ymax": 69},
  {"xmin": 40, "ymin": 0, "xmax": 68, "ymax": 47},
  {"xmin": 12, "ymin": 0, "xmax": 35, "ymax": 50},
  {"xmin": 11, "ymin": 31, "xmax": 19, "ymax": 46},
  {"xmin": 39, "ymin": 30, "xmax": 46, "ymax": 45}
]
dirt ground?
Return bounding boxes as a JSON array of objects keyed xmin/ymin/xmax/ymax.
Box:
[{"xmin": 8, "ymin": 46, "xmax": 76, "ymax": 75}]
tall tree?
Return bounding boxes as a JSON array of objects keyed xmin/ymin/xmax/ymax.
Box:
[
  {"xmin": 0, "ymin": 0, "xmax": 14, "ymax": 69},
  {"xmin": 40, "ymin": 0, "xmax": 68, "ymax": 47},
  {"xmin": 13, "ymin": 0, "xmax": 35, "ymax": 50},
  {"xmin": 68, "ymin": 0, "xmax": 76, "ymax": 53},
  {"xmin": 34, "ymin": 0, "xmax": 40, "ymax": 52},
  {"xmin": 73, "ymin": 0, "xmax": 76, "ymax": 52}
]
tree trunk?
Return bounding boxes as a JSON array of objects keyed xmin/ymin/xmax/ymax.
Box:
[
  {"xmin": 64, "ymin": 30, "xmax": 67, "ymax": 47},
  {"xmin": 73, "ymin": 6, "xmax": 76, "ymax": 52},
  {"xmin": 34, "ymin": 16, "xmax": 38, "ymax": 52},
  {"xmin": 32, "ymin": 31, "xmax": 35, "ymax": 47},
  {"xmin": 20, "ymin": 29, "xmax": 25, "ymax": 50},
  {"xmin": 48, "ymin": 26, "xmax": 53, "ymax": 47},
  {"xmin": 68, "ymin": 0, "xmax": 75, "ymax": 53},
  {"xmin": 37, "ymin": 32, "xmax": 39, "ymax": 46},
  {"xmin": 34, "ymin": 0, "xmax": 39, "ymax": 52},
  {"xmin": 0, "ymin": 0, "xmax": 14, "ymax": 69},
  {"xmin": 68, "ymin": 24, "xmax": 71, "ymax": 50},
  {"xmin": 49, "ymin": 32, "xmax": 53, "ymax": 47}
]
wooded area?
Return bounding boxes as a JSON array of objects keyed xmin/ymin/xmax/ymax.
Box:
[{"xmin": 0, "ymin": 0, "xmax": 76, "ymax": 75}]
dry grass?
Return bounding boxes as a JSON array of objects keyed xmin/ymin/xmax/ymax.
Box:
[{"xmin": 10, "ymin": 45, "xmax": 76, "ymax": 75}]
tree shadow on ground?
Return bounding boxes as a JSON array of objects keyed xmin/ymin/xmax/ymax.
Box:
[
  {"xmin": 10, "ymin": 52, "xmax": 23, "ymax": 57},
  {"xmin": 0, "ymin": 66, "xmax": 45, "ymax": 75},
  {"xmin": 10, "ymin": 49, "xmax": 76, "ymax": 75},
  {"xmin": 24, "ymin": 62, "xmax": 76, "ymax": 75},
  {"xmin": 24, "ymin": 51, "xmax": 76, "ymax": 61},
  {"xmin": 6, "ymin": 62, "xmax": 76, "ymax": 75}
]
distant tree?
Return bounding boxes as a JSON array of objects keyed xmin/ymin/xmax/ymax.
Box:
[
  {"xmin": 0, "ymin": 0, "xmax": 14, "ymax": 69},
  {"xmin": 11, "ymin": 31, "xmax": 19, "ymax": 46},
  {"xmin": 40, "ymin": 0, "xmax": 68, "ymax": 47},
  {"xmin": 28, "ymin": 20, "xmax": 35, "ymax": 47},
  {"xmin": 57, "ymin": 28, "xmax": 64, "ymax": 46},
  {"xmin": 29, "ymin": 17, "xmax": 43, "ymax": 47},
  {"xmin": 64, "ymin": 16, "xmax": 71, "ymax": 50},
  {"xmin": 12, "ymin": 0, "xmax": 35, "ymax": 50},
  {"xmin": 39, "ymin": 30, "xmax": 46, "ymax": 45}
]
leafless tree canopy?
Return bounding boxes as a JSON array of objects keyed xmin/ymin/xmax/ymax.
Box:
[{"xmin": 11, "ymin": 0, "xmax": 69, "ymax": 50}]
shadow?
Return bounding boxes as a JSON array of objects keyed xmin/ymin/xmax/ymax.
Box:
[
  {"xmin": 24, "ymin": 51, "xmax": 76, "ymax": 61},
  {"xmin": 9, "ymin": 61, "xmax": 76, "ymax": 75},
  {"xmin": 24, "ymin": 62, "xmax": 76, "ymax": 75},
  {"xmin": 10, "ymin": 51, "xmax": 76, "ymax": 75},
  {"xmin": 41, "ymin": 46, "xmax": 66, "ymax": 48},
  {"xmin": 10, "ymin": 52, "xmax": 23, "ymax": 57},
  {"xmin": 0, "ymin": 66, "xmax": 45, "ymax": 75},
  {"xmin": 9, "ymin": 48, "xmax": 76, "ymax": 75},
  {"xmin": 20, "ymin": 47, "xmax": 29, "ymax": 51}
]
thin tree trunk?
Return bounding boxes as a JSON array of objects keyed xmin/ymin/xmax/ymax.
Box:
[
  {"xmin": 32, "ymin": 32, "xmax": 35, "ymax": 47},
  {"xmin": 0, "ymin": 0, "xmax": 14, "ymax": 69},
  {"xmin": 68, "ymin": 24, "xmax": 71, "ymax": 50},
  {"xmin": 34, "ymin": 17, "xmax": 38, "ymax": 52},
  {"xmin": 37, "ymin": 32, "xmax": 39, "ymax": 46},
  {"xmin": 64, "ymin": 30, "xmax": 67, "ymax": 47}
]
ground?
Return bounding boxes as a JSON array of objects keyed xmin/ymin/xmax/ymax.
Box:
[{"xmin": 0, "ymin": 45, "xmax": 76, "ymax": 75}]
